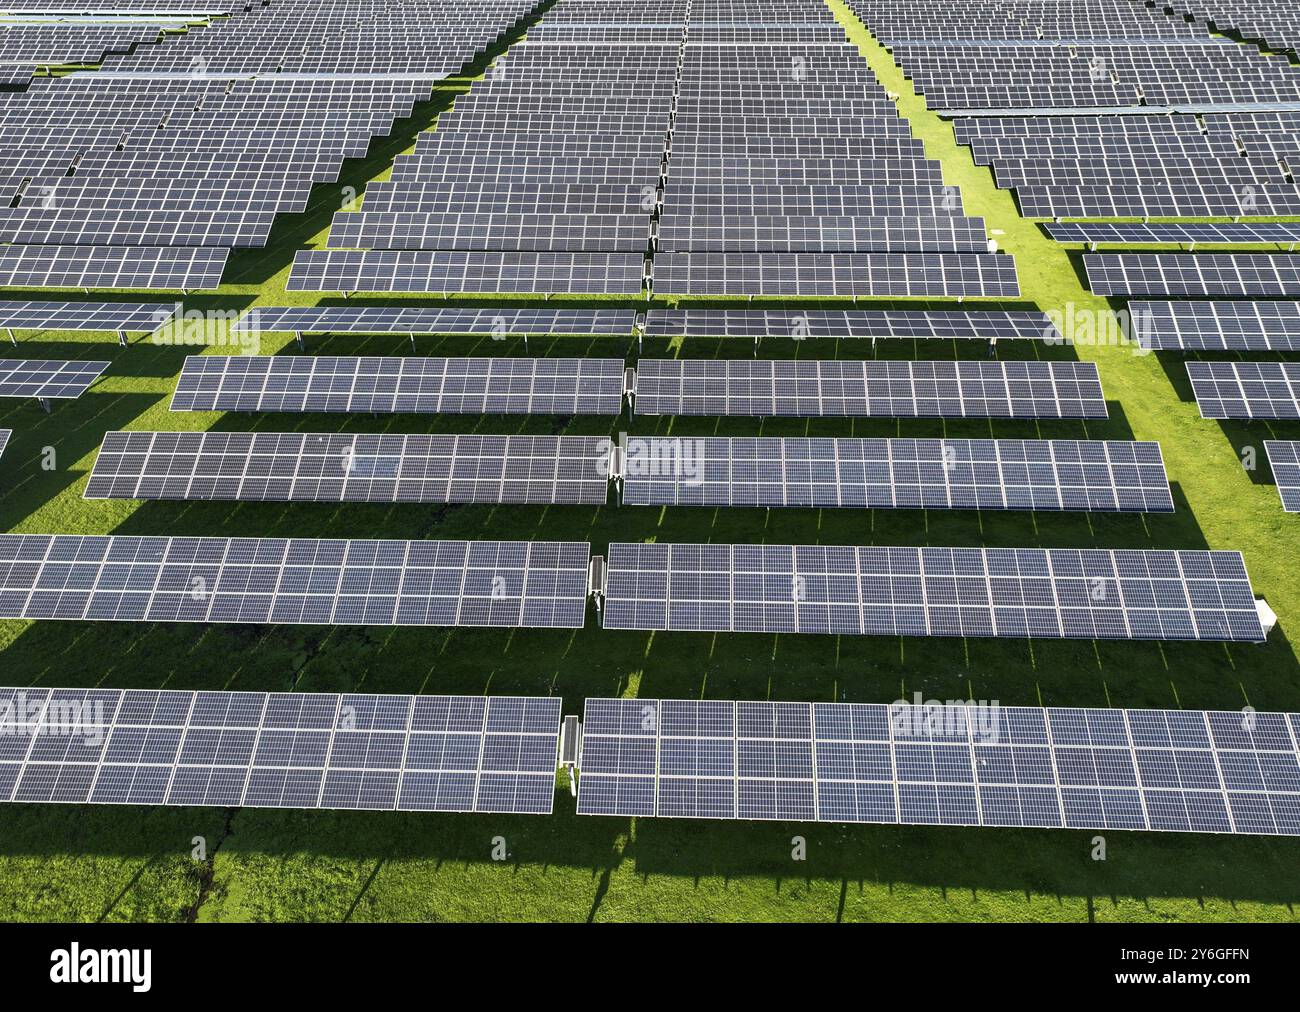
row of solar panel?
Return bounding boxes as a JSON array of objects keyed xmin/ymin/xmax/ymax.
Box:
[
  {"xmin": 10, "ymin": 301, "xmax": 1300, "ymax": 350},
  {"xmin": 276, "ymin": 251, "xmax": 1025, "ymax": 296},
  {"xmin": 4, "ymin": 687, "xmax": 1297, "ymax": 834},
  {"xmin": 0, "ymin": 302, "xmax": 1062, "ymax": 343},
  {"xmin": 577, "ymin": 698, "xmax": 1300, "ymax": 834},
  {"xmin": 0, "ymin": 686, "xmax": 562, "ymax": 813},
  {"xmin": 6, "ymin": 349, "xmax": 1298, "ymax": 419},
  {"xmin": 81, "ymin": 431, "xmax": 1176, "ymax": 514},
  {"xmin": 165, "ymin": 356, "xmax": 1107, "ymax": 420},
  {"xmin": 0, "ymin": 535, "xmax": 1267, "ymax": 642}
]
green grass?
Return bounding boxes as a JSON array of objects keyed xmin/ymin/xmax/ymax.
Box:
[{"xmin": 0, "ymin": 2, "xmax": 1297, "ymax": 923}]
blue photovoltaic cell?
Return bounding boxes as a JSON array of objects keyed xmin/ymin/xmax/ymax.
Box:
[{"xmin": 576, "ymin": 699, "xmax": 1300, "ymax": 834}]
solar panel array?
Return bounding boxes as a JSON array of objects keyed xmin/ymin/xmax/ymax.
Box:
[
  {"xmin": 0, "ymin": 687, "xmax": 563, "ymax": 814},
  {"xmin": 288, "ymin": 0, "xmax": 1020, "ymax": 296},
  {"xmin": 1086, "ymin": 254, "xmax": 1300, "ymax": 297},
  {"xmin": 643, "ymin": 308, "xmax": 1059, "ymax": 341},
  {"xmin": 633, "ymin": 359, "xmax": 1107, "ymax": 418},
  {"xmin": 0, "ymin": 359, "xmax": 109, "ymax": 401},
  {"xmin": 651, "ymin": 252, "xmax": 1020, "ymax": 297},
  {"xmin": 0, "ymin": 535, "xmax": 592, "ymax": 628},
  {"xmin": 233, "ymin": 306, "xmax": 635, "ymax": 337},
  {"xmin": 1187, "ymin": 362, "xmax": 1300, "ymax": 420},
  {"xmin": 620, "ymin": 437, "xmax": 1173, "ymax": 512},
  {"xmin": 1129, "ymin": 301, "xmax": 1300, "ymax": 351},
  {"xmin": 85, "ymin": 431, "xmax": 611, "ymax": 505},
  {"xmin": 0, "ymin": 0, "xmax": 1287, "ymax": 841},
  {"xmin": 647, "ymin": 2, "xmax": 1015, "ymax": 295},
  {"xmin": 1047, "ymin": 222, "xmax": 1300, "ymax": 246},
  {"xmin": 576, "ymin": 697, "xmax": 1300, "ymax": 834},
  {"xmin": 285, "ymin": 250, "xmax": 648, "ymax": 295},
  {"xmin": 0, "ymin": 21, "xmax": 169, "ymax": 88},
  {"xmin": 1258, "ymin": 437, "xmax": 1300, "ymax": 512},
  {"xmin": 852, "ymin": 0, "xmax": 1300, "ymax": 124},
  {"xmin": 169, "ymin": 355, "xmax": 627, "ymax": 415},
  {"xmin": 0, "ymin": 246, "xmax": 228, "ymax": 291},
  {"xmin": 852, "ymin": 0, "xmax": 1209, "ymax": 44},
  {"xmin": 600, "ymin": 543, "xmax": 1265, "ymax": 641},
  {"xmin": 890, "ymin": 41, "xmax": 1300, "ymax": 113},
  {"xmin": 0, "ymin": 1, "xmax": 547, "ymax": 285},
  {"xmin": 290, "ymin": 2, "xmax": 674, "ymax": 293},
  {"xmin": 1264, "ymin": 442, "xmax": 1300, "ymax": 512},
  {"xmin": 932, "ymin": 37, "xmax": 1300, "ymax": 223},
  {"xmin": 1167, "ymin": 0, "xmax": 1300, "ymax": 57},
  {"xmin": 0, "ymin": 301, "xmax": 177, "ymax": 334}
]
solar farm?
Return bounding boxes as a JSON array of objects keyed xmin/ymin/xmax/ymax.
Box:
[{"xmin": 0, "ymin": 0, "xmax": 1297, "ymax": 926}]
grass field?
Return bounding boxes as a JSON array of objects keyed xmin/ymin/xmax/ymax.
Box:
[{"xmin": 0, "ymin": 2, "xmax": 1297, "ymax": 922}]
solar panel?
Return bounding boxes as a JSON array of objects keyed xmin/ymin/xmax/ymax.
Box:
[
  {"xmin": 0, "ymin": 429, "xmax": 9, "ymax": 461},
  {"xmin": 632, "ymin": 360, "xmax": 1107, "ymax": 419},
  {"xmin": 1187, "ymin": 361, "xmax": 1300, "ymax": 420},
  {"xmin": 285, "ymin": 251, "xmax": 646, "ymax": 295},
  {"xmin": 655, "ymin": 215, "xmax": 989, "ymax": 253},
  {"xmin": 576, "ymin": 698, "xmax": 1300, "ymax": 834},
  {"xmin": 1020, "ymin": 183, "xmax": 1300, "ymax": 219},
  {"xmin": 619, "ymin": 438, "xmax": 1172, "ymax": 512},
  {"xmin": 1086, "ymin": 254, "xmax": 1300, "ymax": 296},
  {"xmin": 643, "ymin": 309, "xmax": 1059, "ymax": 341},
  {"xmin": 85, "ymin": 431, "xmax": 612, "ymax": 505},
  {"xmin": 651, "ymin": 253, "xmax": 1020, "ymax": 297},
  {"xmin": 0, "ymin": 535, "xmax": 592, "ymax": 628},
  {"xmin": 0, "ymin": 246, "xmax": 227, "ymax": 290},
  {"xmin": 0, "ymin": 687, "xmax": 562, "ymax": 814},
  {"xmin": 233, "ymin": 306, "xmax": 635, "ymax": 337},
  {"xmin": 1129, "ymin": 301, "xmax": 1300, "ymax": 351},
  {"xmin": 0, "ymin": 301, "xmax": 177, "ymax": 334},
  {"xmin": 599, "ymin": 543, "xmax": 1264, "ymax": 641},
  {"xmin": 1264, "ymin": 441, "xmax": 1300, "ymax": 512},
  {"xmin": 169, "ymin": 356, "xmax": 627, "ymax": 415},
  {"xmin": 325, "ymin": 210, "xmax": 651, "ymax": 252},
  {"xmin": 0, "ymin": 359, "xmax": 109, "ymax": 401},
  {"xmin": 1047, "ymin": 222, "xmax": 1300, "ymax": 246}
]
